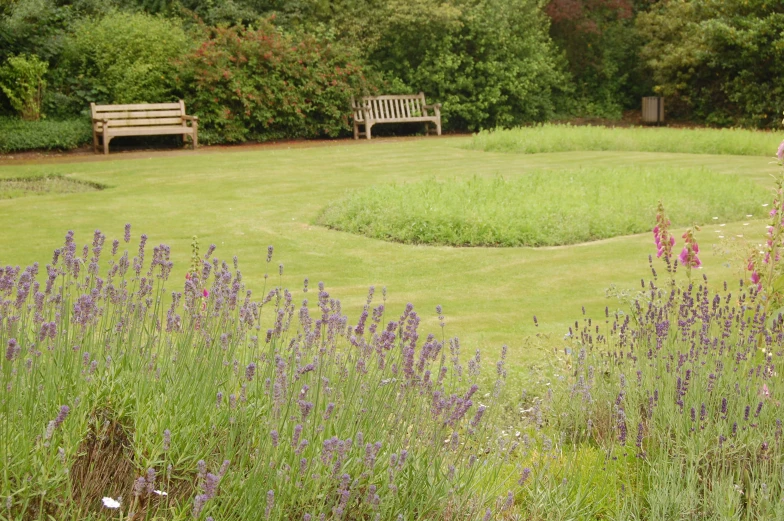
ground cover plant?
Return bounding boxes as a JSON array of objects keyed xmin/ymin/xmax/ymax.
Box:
[
  {"xmin": 1, "ymin": 230, "xmax": 518, "ymax": 519},
  {"xmin": 316, "ymin": 167, "xmax": 768, "ymax": 247},
  {"xmin": 469, "ymin": 124, "xmax": 782, "ymax": 156}
]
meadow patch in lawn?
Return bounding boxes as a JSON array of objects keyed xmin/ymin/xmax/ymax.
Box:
[
  {"xmin": 468, "ymin": 124, "xmax": 781, "ymax": 156},
  {"xmin": 317, "ymin": 166, "xmax": 769, "ymax": 247},
  {"xmin": 0, "ymin": 174, "xmax": 105, "ymax": 199}
]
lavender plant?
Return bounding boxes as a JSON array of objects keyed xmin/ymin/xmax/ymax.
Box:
[
  {"xmin": 513, "ymin": 166, "xmax": 784, "ymax": 519},
  {"xmin": 0, "ymin": 229, "xmax": 515, "ymax": 520}
]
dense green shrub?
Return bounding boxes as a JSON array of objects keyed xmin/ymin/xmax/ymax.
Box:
[
  {"xmin": 363, "ymin": 0, "xmax": 563, "ymax": 131},
  {"xmin": 0, "ymin": 117, "xmax": 91, "ymax": 152},
  {"xmin": 545, "ymin": 0, "xmax": 648, "ymax": 118},
  {"xmin": 174, "ymin": 20, "xmax": 372, "ymax": 143},
  {"xmin": 52, "ymin": 10, "xmax": 188, "ymax": 113},
  {"xmin": 0, "ymin": 54, "xmax": 48, "ymax": 120},
  {"xmin": 638, "ymin": 0, "xmax": 784, "ymax": 128}
]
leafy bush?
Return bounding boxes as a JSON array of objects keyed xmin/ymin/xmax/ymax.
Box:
[
  {"xmin": 363, "ymin": 0, "xmax": 563, "ymax": 131},
  {"xmin": 0, "ymin": 231, "xmax": 514, "ymax": 519},
  {"xmin": 545, "ymin": 0, "xmax": 648, "ymax": 118},
  {"xmin": 175, "ymin": 21, "xmax": 372, "ymax": 143},
  {"xmin": 469, "ymin": 124, "xmax": 782, "ymax": 156},
  {"xmin": 53, "ymin": 10, "xmax": 188, "ymax": 111},
  {"xmin": 0, "ymin": 117, "xmax": 91, "ymax": 152},
  {"xmin": 316, "ymin": 167, "xmax": 768, "ymax": 247},
  {"xmin": 0, "ymin": 53, "xmax": 48, "ymax": 120},
  {"xmin": 638, "ymin": 0, "xmax": 784, "ymax": 128}
]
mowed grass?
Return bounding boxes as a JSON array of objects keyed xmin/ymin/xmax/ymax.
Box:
[
  {"xmin": 0, "ymin": 136, "xmax": 779, "ymax": 368},
  {"xmin": 317, "ymin": 167, "xmax": 768, "ymax": 246},
  {"xmin": 469, "ymin": 123, "xmax": 783, "ymax": 156}
]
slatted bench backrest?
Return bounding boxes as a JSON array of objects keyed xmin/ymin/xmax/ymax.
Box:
[
  {"xmin": 353, "ymin": 94, "xmax": 427, "ymax": 122},
  {"xmin": 91, "ymin": 101, "xmax": 186, "ymax": 129}
]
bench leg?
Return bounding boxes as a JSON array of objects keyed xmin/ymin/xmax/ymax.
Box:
[
  {"xmin": 436, "ymin": 120, "xmax": 442, "ymax": 136},
  {"xmin": 353, "ymin": 122, "xmax": 359, "ymax": 140},
  {"xmin": 366, "ymin": 123, "xmax": 372, "ymax": 140},
  {"xmin": 103, "ymin": 135, "xmax": 111, "ymax": 155},
  {"xmin": 93, "ymin": 131, "xmax": 98, "ymax": 153}
]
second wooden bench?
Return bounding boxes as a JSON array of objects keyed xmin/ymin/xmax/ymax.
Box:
[{"xmin": 351, "ymin": 93, "xmax": 441, "ymax": 139}]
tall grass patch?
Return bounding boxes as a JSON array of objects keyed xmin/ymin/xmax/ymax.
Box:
[
  {"xmin": 317, "ymin": 167, "xmax": 768, "ymax": 247},
  {"xmin": 468, "ymin": 124, "xmax": 782, "ymax": 156}
]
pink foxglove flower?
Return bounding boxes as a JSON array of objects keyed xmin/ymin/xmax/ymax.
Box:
[{"xmin": 777, "ymin": 140, "xmax": 784, "ymax": 162}]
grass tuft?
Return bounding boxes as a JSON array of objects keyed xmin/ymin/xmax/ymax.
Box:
[
  {"xmin": 468, "ymin": 124, "xmax": 783, "ymax": 156},
  {"xmin": 317, "ymin": 167, "xmax": 769, "ymax": 247}
]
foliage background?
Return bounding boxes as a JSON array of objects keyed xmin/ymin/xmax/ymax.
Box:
[{"xmin": 1, "ymin": 0, "xmax": 784, "ymax": 147}]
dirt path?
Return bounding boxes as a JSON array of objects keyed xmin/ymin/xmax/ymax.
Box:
[{"xmin": 0, "ymin": 134, "xmax": 471, "ymax": 166}]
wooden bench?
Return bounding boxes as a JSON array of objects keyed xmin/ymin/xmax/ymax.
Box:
[
  {"xmin": 351, "ymin": 92, "xmax": 441, "ymax": 140},
  {"xmin": 90, "ymin": 100, "xmax": 198, "ymax": 155}
]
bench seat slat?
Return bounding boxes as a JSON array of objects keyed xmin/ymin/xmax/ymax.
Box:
[
  {"xmin": 104, "ymin": 117, "xmax": 185, "ymax": 127},
  {"xmin": 97, "ymin": 126, "xmax": 194, "ymax": 137}
]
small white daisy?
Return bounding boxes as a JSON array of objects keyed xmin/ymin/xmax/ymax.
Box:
[{"xmin": 102, "ymin": 497, "xmax": 121, "ymax": 509}]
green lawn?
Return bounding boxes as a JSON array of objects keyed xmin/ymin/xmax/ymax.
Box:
[{"xmin": 0, "ymin": 136, "xmax": 778, "ymax": 367}]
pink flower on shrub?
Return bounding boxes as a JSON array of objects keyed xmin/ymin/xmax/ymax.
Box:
[
  {"xmin": 679, "ymin": 229, "xmax": 701, "ymax": 269},
  {"xmin": 653, "ymin": 202, "xmax": 675, "ymax": 262},
  {"xmin": 777, "ymin": 140, "xmax": 784, "ymax": 162}
]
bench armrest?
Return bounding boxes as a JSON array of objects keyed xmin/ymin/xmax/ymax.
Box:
[
  {"xmin": 92, "ymin": 118, "xmax": 109, "ymax": 129},
  {"xmin": 423, "ymin": 103, "xmax": 441, "ymax": 116},
  {"xmin": 181, "ymin": 115, "xmax": 199, "ymax": 122}
]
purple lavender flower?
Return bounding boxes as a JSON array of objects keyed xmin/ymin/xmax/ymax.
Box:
[
  {"xmin": 124, "ymin": 224, "xmax": 131, "ymax": 243},
  {"xmin": 324, "ymin": 402, "xmax": 335, "ymax": 421},
  {"xmin": 266, "ymin": 246, "xmax": 274, "ymax": 263},
  {"xmin": 271, "ymin": 430, "xmax": 279, "ymax": 448},
  {"xmin": 246, "ymin": 362, "xmax": 256, "ymax": 382},
  {"xmin": 53, "ymin": 405, "xmax": 70, "ymax": 428},
  {"xmin": 744, "ymin": 405, "xmax": 751, "ymax": 421},
  {"xmin": 5, "ymin": 338, "xmax": 18, "ymax": 361},
  {"xmin": 292, "ymin": 424, "xmax": 303, "ymax": 448},
  {"xmin": 133, "ymin": 476, "xmax": 146, "ymax": 498},
  {"xmin": 756, "ymin": 401, "xmax": 764, "ymax": 417},
  {"xmin": 193, "ymin": 494, "xmax": 205, "ymax": 519},
  {"xmin": 204, "ymin": 473, "xmax": 219, "ymax": 500},
  {"xmin": 470, "ymin": 405, "xmax": 486, "ymax": 428},
  {"xmin": 502, "ymin": 491, "xmax": 514, "ymax": 511},
  {"xmin": 163, "ymin": 429, "xmax": 171, "ymax": 451},
  {"xmin": 518, "ymin": 467, "xmax": 532, "ymax": 485},
  {"xmin": 265, "ymin": 490, "xmax": 274, "ymax": 518}
]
